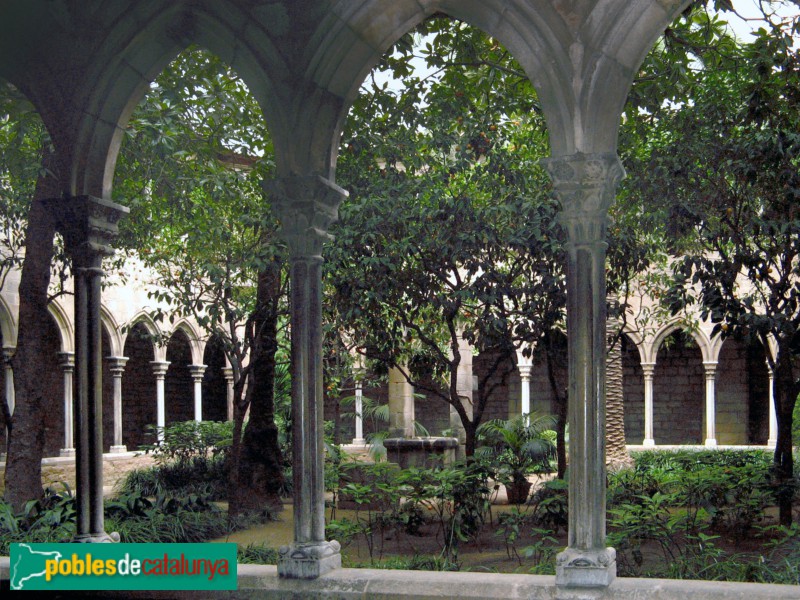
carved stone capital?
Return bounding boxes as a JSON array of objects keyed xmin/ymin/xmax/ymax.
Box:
[
  {"xmin": 42, "ymin": 195, "xmax": 129, "ymax": 266},
  {"xmin": 58, "ymin": 351, "xmax": 75, "ymax": 371},
  {"xmin": 266, "ymin": 176, "xmax": 348, "ymax": 258},
  {"xmin": 2, "ymin": 346, "xmax": 16, "ymax": 365},
  {"xmin": 542, "ymin": 153, "xmax": 625, "ymax": 244},
  {"xmin": 150, "ymin": 360, "xmax": 170, "ymax": 378},
  {"xmin": 189, "ymin": 364, "xmax": 207, "ymax": 381},
  {"xmin": 107, "ymin": 356, "xmax": 129, "ymax": 374}
]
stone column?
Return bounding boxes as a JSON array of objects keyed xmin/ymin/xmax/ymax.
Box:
[
  {"xmin": 518, "ymin": 364, "xmax": 533, "ymax": 416},
  {"xmin": 269, "ymin": 175, "xmax": 345, "ymax": 579},
  {"xmin": 3, "ymin": 347, "xmax": 15, "ymax": 457},
  {"xmin": 641, "ymin": 362, "xmax": 656, "ymax": 447},
  {"xmin": 703, "ymin": 361, "xmax": 718, "ymax": 447},
  {"xmin": 107, "ymin": 357, "xmax": 128, "ymax": 453},
  {"xmin": 59, "ymin": 352, "xmax": 76, "ymax": 457},
  {"xmin": 189, "ymin": 364, "xmax": 207, "ymax": 422},
  {"xmin": 352, "ymin": 361, "xmax": 366, "ymax": 445},
  {"xmin": 151, "ymin": 361, "xmax": 170, "ymax": 440},
  {"xmin": 544, "ymin": 153, "xmax": 623, "ymax": 587},
  {"xmin": 223, "ymin": 367, "xmax": 234, "ymax": 422},
  {"xmin": 767, "ymin": 362, "xmax": 777, "ymax": 447},
  {"xmin": 46, "ymin": 195, "xmax": 128, "ymax": 543},
  {"xmin": 388, "ymin": 367, "xmax": 415, "ymax": 438}
]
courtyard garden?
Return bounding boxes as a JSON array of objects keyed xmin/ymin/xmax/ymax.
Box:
[{"xmin": 1, "ymin": 419, "xmax": 798, "ymax": 585}]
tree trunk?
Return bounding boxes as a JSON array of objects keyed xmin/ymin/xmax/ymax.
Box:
[
  {"xmin": 545, "ymin": 339, "xmax": 568, "ymax": 480},
  {"xmin": 228, "ymin": 258, "xmax": 284, "ymax": 517},
  {"xmin": 605, "ymin": 333, "xmax": 633, "ymax": 472},
  {"xmin": 3, "ymin": 164, "xmax": 60, "ymax": 510},
  {"xmin": 772, "ymin": 343, "xmax": 797, "ymax": 527}
]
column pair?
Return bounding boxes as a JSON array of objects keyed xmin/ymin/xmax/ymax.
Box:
[
  {"xmin": 269, "ymin": 175, "xmax": 346, "ymax": 579},
  {"xmin": 46, "ymin": 195, "xmax": 128, "ymax": 543},
  {"xmin": 543, "ymin": 153, "xmax": 624, "ymax": 587}
]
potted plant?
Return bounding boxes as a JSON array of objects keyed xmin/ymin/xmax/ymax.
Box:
[{"xmin": 476, "ymin": 412, "xmax": 557, "ymax": 505}]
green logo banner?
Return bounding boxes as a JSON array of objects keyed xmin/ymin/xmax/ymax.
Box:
[{"xmin": 10, "ymin": 543, "xmax": 237, "ymax": 591}]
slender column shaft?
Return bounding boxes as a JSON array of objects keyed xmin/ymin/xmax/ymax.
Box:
[
  {"xmin": 3, "ymin": 348, "xmax": 14, "ymax": 417},
  {"xmin": 59, "ymin": 352, "xmax": 75, "ymax": 457},
  {"xmin": 290, "ymin": 255, "xmax": 326, "ymax": 544},
  {"xmin": 75, "ymin": 259, "xmax": 107, "ymax": 536},
  {"xmin": 519, "ymin": 364, "xmax": 532, "ymax": 416},
  {"xmin": 545, "ymin": 153, "xmax": 623, "ymax": 587},
  {"xmin": 767, "ymin": 362, "xmax": 777, "ymax": 447},
  {"xmin": 107, "ymin": 357, "xmax": 128, "ymax": 452},
  {"xmin": 353, "ymin": 378, "xmax": 365, "ymax": 445},
  {"xmin": 189, "ymin": 364, "xmax": 207, "ymax": 422},
  {"xmin": 151, "ymin": 362, "xmax": 169, "ymax": 439},
  {"xmin": 223, "ymin": 367, "xmax": 234, "ymax": 422},
  {"xmin": 703, "ymin": 362, "xmax": 717, "ymax": 447},
  {"xmin": 641, "ymin": 363, "xmax": 655, "ymax": 446},
  {"xmin": 566, "ymin": 237, "xmax": 607, "ymax": 550},
  {"xmin": 3, "ymin": 348, "xmax": 15, "ymax": 455}
]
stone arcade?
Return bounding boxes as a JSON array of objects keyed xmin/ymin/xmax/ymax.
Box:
[{"xmin": 1, "ymin": 1, "xmax": 797, "ymax": 598}]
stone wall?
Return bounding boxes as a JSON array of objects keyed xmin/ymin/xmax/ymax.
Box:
[
  {"xmin": 122, "ymin": 324, "xmax": 156, "ymax": 451},
  {"xmin": 653, "ymin": 334, "xmax": 705, "ymax": 445},
  {"xmin": 623, "ymin": 337, "xmax": 644, "ymax": 444}
]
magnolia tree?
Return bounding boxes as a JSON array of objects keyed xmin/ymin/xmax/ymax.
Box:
[
  {"xmin": 114, "ymin": 48, "xmax": 287, "ymax": 516},
  {"xmin": 327, "ymin": 20, "xmax": 568, "ymax": 457},
  {"xmin": 624, "ymin": 4, "xmax": 800, "ymax": 525}
]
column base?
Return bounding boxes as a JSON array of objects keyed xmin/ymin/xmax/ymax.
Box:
[
  {"xmin": 350, "ymin": 438, "xmax": 366, "ymax": 445},
  {"xmin": 555, "ymin": 547, "xmax": 616, "ymax": 588},
  {"xmin": 767, "ymin": 438, "xmax": 777, "ymax": 448},
  {"xmin": 704, "ymin": 438, "xmax": 717, "ymax": 447},
  {"xmin": 109, "ymin": 445, "xmax": 128, "ymax": 454},
  {"xmin": 278, "ymin": 541, "xmax": 341, "ymax": 579},
  {"xmin": 73, "ymin": 531, "xmax": 120, "ymax": 543},
  {"xmin": 642, "ymin": 438, "xmax": 655, "ymax": 447},
  {"xmin": 59, "ymin": 448, "xmax": 76, "ymax": 458}
]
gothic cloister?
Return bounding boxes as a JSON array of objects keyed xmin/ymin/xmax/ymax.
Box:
[{"xmin": 0, "ymin": 1, "xmax": 797, "ymax": 597}]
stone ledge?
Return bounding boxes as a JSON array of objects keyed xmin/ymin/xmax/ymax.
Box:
[{"xmin": 2, "ymin": 559, "xmax": 799, "ymax": 599}]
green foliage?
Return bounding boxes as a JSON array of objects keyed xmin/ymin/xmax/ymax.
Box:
[
  {"xmin": 607, "ymin": 449, "xmax": 796, "ymax": 579},
  {"xmin": 237, "ymin": 543, "xmax": 279, "ymax": 565},
  {"xmin": 329, "ymin": 18, "xmax": 567, "ymax": 453},
  {"xmin": 0, "ymin": 80, "xmax": 49, "ymax": 292},
  {"xmin": 117, "ymin": 420, "xmax": 233, "ymax": 500},
  {"xmin": 622, "ymin": 4, "xmax": 800, "ymax": 522},
  {"xmin": 528, "ymin": 479, "xmax": 569, "ymax": 534},
  {"xmin": 0, "ymin": 484, "xmax": 76, "ymax": 554},
  {"xmin": 139, "ymin": 420, "xmax": 233, "ymax": 467},
  {"xmin": 476, "ymin": 413, "xmax": 557, "ymax": 486}
]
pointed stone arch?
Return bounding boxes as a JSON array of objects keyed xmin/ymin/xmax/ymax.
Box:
[
  {"xmin": 122, "ymin": 312, "xmax": 164, "ymax": 361},
  {"xmin": 46, "ymin": 299, "xmax": 74, "ymax": 354},
  {"xmin": 648, "ymin": 319, "xmax": 714, "ymax": 365},
  {"xmin": 100, "ymin": 304, "xmax": 123, "ymax": 358},
  {"xmin": 0, "ymin": 294, "xmax": 17, "ymax": 349},
  {"xmin": 171, "ymin": 319, "xmax": 205, "ymax": 367}
]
